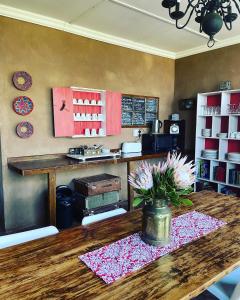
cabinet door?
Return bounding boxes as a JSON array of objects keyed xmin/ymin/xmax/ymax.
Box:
[
  {"xmin": 106, "ymin": 91, "xmax": 122, "ymax": 136},
  {"xmin": 52, "ymin": 88, "xmax": 74, "ymax": 137}
]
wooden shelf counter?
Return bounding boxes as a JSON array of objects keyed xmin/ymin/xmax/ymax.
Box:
[{"xmin": 8, "ymin": 152, "xmax": 167, "ymax": 226}]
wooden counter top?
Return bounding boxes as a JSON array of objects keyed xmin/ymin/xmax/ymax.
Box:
[
  {"xmin": 1, "ymin": 191, "xmax": 240, "ymax": 300},
  {"xmin": 7, "ymin": 152, "xmax": 168, "ymax": 224},
  {"xmin": 8, "ymin": 152, "xmax": 167, "ymax": 176}
]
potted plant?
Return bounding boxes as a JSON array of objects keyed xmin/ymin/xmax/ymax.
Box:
[{"xmin": 128, "ymin": 152, "xmax": 195, "ymax": 246}]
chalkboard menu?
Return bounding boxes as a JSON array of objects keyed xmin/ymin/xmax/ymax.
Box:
[
  {"xmin": 122, "ymin": 97, "xmax": 133, "ymax": 111},
  {"xmin": 132, "ymin": 112, "xmax": 145, "ymax": 125},
  {"xmin": 132, "ymin": 98, "xmax": 145, "ymax": 111},
  {"xmin": 121, "ymin": 94, "xmax": 159, "ymax": 127},
  {"xmin": 146, "ymin": 112, "xmax": 157, "ymax": 124},
  {"xmin": 122, "ymin": 111, "xmax": 132, "ymax": 125},
  {"xmin": 146, "ymin": 99, "xmax": 158, "ymax": 112}
]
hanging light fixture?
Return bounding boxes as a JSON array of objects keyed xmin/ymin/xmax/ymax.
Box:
[{"xmin": 162, "ymin": 0, "xmax": 239, "ymax": 47}]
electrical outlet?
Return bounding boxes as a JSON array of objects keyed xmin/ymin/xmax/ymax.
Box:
[{"xmin": 133, "ymin": 129, "xmax": 143, "ymax": 137}]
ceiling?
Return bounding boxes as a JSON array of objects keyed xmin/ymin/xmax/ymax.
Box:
[{"xmin": 1, "ymin": 0, "xmax": 240, "ymax": 59}]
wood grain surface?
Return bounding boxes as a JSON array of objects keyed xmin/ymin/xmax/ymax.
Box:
[
  {"xmin": 8, "ymin": 152, "xmax": 167, "ymax": 176},
  {"xmin": 1, "ymin": 191, "xmax": 240, "ymax": 300}
]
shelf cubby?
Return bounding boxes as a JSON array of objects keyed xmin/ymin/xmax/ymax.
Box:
[
  {"xmin": 221, "ymin": 116, "xmax": 229, "ymax": 133},
  {"xmin": 227, "ymin": 163, "xmax": 240, "ymax": 186},
  {"xmin": 72, "ymin": 90, "xmax": 106, "ymax": 137},
  {"xmin": 197, "ymin": 92, "xmax": 221, "ymax": 115},
  {"xmin": 211, "ymin": 161, "xmax": 226, "ymax": 183},
  {"xmin": 219, "ymin": 184, "xmax": 240, "ymax": 197},
  {"xmin": 195, "ymin": 138, "xmax": 205, "ymax": 158},
  {"xmin": 195, "ymin": 179, "xmax": 218, "ymax": 193},
  {"xmin": 211, "ymin": 116, "xmax": 228, "ymax": 138},
  {"xmin": 219, "ymin": 139, "xmax": 228, "ymax": 160},
  {"xmin": 221, "ymin": 91, "xmax": 240, "ymax": 115},
  {"xmin": 204, "ymin": 138, "xmax": 219, "ymax": 150},
  {"xmin": 207, "ymin": 94, "xmax": 221, "ymax": 107},
  {"xmin": 196, "ymin": 116, "xmax": 212, "ymax": 137},
  {"xmin": 196, "ymin": 159, "xmax": 210, "ymax": 180},
  {"xmin": 230, "ymin": 91, "xmax": 240, "ymax": 105},
  {"xmin": 228, "ymin": 139, "xmax": 240, "ymax": 152},
  {"xmin": 229, "ymin": 115, "xmax": 240, "ymax": 135}
]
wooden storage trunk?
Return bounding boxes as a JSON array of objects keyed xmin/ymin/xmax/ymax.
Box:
[
  {"xmin": 75, "ymin": 191, "xmax": 120, "ymax": 210},
  {"xmin": 82, "ymin": 200, "xmax": 128, "ymax": 217},
  {"xmin": 74, "ymin": 173, "xmax": 121, "ymax": 196}
]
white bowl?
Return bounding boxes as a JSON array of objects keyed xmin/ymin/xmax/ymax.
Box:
[
  {"xmin": 217, "ymin": 133, "xmax": 228, "ymax": 138},
  {"xmin": 203, "ymin": 149, "xmax": 218, "ymax": 153}
]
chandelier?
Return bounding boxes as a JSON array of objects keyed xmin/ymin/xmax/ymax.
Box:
[{"xmin": 162, "ymin": 0, "xmax": 239, "ymax": 47}]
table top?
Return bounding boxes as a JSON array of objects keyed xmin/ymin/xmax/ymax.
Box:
[
  {"xmin": 1, "ymin": 191, "xmax": 240, "ymax": 300},
  {"xmin": 8, "ymin": 152, "xmax": 167, "ymax": 175}
]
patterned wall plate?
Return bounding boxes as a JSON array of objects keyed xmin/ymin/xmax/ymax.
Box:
[
  {"xmin": 16, "ymin": 121, "xmax": 33, "ymax": 138},
  {"xmin": 12, "ymin": 71, "xmax": 32, "ymax": 91},
  {"xmin": 13, "ymin": 96, "xmax": 34, "ymax": 116}
]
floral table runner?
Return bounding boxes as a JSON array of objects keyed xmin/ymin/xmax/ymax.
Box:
[{"xmin": 79, "ymin": 211, "xmax": 226, "ymax": 284}]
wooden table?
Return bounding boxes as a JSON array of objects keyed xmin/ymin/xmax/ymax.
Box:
[
  {"xmin": 1, "ymin": 191, "xmax": 240, "ymax": 300},
  {"xmin": 8, "ymin": 152, "xmax": 167, "ymax": 226}
]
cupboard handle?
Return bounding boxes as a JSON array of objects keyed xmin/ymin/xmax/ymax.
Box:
[{"xmin": 60, "ymin": 100, "xmax": 66, "ymax": 111}]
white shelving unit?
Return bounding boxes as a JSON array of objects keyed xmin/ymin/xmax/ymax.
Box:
[{"xmin": 195, "ymin": 89, "xmax": 240, "ymax": 196}]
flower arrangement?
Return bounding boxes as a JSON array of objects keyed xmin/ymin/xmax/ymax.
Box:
[{"xmin": 128, "ymin": 152, "xmax": 195, "ymax": 207}]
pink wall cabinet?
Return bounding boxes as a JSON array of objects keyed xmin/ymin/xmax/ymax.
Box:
[{"xmin": 52, "ymin": 87, "xmax": 122, "ymax": 138}]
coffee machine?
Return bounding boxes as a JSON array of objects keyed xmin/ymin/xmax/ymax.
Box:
[
  {"xmin": 142, "ymin": 118, "xmax": 185, "ymax": 154},
  {"xmin": 163, "ymin": 120, "xmax": 185, "ymax": 151}
]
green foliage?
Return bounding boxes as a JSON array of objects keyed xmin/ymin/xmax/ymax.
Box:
[
  {"xmin": 181, "ymin": 198, "xmax": 193, "ymax": 206},
  {"xmin": 132, "ymin": 167, "xmax": 193, "ymax": 208},
  {"xmin": 132, "ymin": 197, "xmax": 143, "ymax": 207}
]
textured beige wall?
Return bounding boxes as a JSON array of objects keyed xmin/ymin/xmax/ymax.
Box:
[
  {"xmin": 175, "ymin": 44, "xmax": 240, "ymax": 150},
  {"xmin": 0, "ymin": 17, "xmax": 175, "ymax": 231}
]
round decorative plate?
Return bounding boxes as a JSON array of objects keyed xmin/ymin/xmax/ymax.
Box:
[
  {"xmin": 12, "ymin": 71, "xmax": 32, "ymax": 91},
  {"xmin": 16, "ymin": 121, "xmax": 33, "ymax": 138},
  {"xmin": 13, "ymin": 96, "xmax": 34, "ymax": 116}
]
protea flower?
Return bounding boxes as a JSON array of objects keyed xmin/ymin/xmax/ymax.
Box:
[
  {"xmin": 173, "ymin": 162, "xmax": 195, "ymax": 189},
  {"xmin": 166, "ymin": 152, "xmax": 184, "ymax": 169},
  {"xmin": 128, "ymin": 161, "xmax": 153, "ymax": 190},
  {"xmin": 167, "ymin": 153, "xmax": 195, "ymax": 189},
  {"xmin": 153, "ymin": 160, "xmax": 168, "ymax": 174},
  {"xmin": 129, "ymin": 153, "xmax": 195, "ymax": 208}
]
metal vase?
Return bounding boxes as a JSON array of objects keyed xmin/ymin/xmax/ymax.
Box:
[{"xmin": 141, "ymin": 199, "xmax": 171, "ymax": 246}]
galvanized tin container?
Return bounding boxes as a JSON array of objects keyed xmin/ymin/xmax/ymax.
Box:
[{"xmin": 141, "ymin": 199, "xmax": 171, "ymax": 246}]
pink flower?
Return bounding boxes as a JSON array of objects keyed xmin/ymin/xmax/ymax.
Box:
[
  {"xmin": 170, "ymin": 153, "xmax": 195, "ymax": 189},
  {"xmin": 159, "ymin": 152, "xmax": 195, "ymax": 189},
  {"xmin": 128, "ymin": 161, "xmax": 153, "ymax": 190},
  {"xmin": 174, "ymin": 165, "xmax": 195, "ymax": 189},
  {"xmin": 153, "ymin": 160, "xmax": 168, "ymax": 174},
  {"xmin": 128, "ymin": 152, "xmax": 195, "ymax": 191}
]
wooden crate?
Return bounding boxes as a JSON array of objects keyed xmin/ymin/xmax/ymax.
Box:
[{"xmin": 74, "ymin": 173, "xmax": 121, "ymax": 196}]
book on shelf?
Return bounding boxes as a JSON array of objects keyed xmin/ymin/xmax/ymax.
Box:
[
  {"xmin": 229, "ymin": 169, "xmax": 240, "ymax": 185},
  {"xmin": 198, "ymin": 160, "xmax": 210, "ymax": 179},
  {"xmin": 214, "ymin": 166, "xmax": 226, "ymax": 182},
  {"xmin": 229, "ymin": 169, "xmax": 236, "ymax": 184}
]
